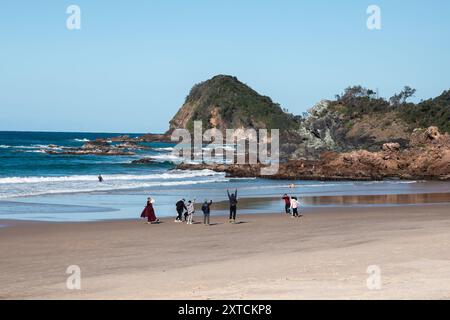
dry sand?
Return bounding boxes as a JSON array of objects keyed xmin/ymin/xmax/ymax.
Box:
[{"xmin": 1, "ymin": 204, "xmax": 450, "ymax": 300}]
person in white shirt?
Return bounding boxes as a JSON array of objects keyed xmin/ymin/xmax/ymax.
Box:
[
  {"xmin": 290, "ymin": 197, "xmax": 300, "ymax": 218},
  {"xmin": 186, "ymin": 199, "xmax": 196, "ymax": 225}
]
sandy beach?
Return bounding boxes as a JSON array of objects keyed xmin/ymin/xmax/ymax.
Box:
[{"xmin": 1, "ymin": 204, "xmax": 450, "ymax": 300}]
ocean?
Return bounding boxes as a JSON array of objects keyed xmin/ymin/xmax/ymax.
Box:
[{"xmin": 1, "ymin": 131, "xmax": 450, "ymax": 222}]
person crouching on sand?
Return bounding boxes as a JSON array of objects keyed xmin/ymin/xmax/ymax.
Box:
[
  {"xmin": 282, "ymin": 194, "xmax": 291, "ymax": 214},
  {"xmin": 186, "ymin": 199, "xmax": 195, "ymax": 225},
  {"xmin": 201, "ymin": 200, "xmax": 213, "ymax": 225},
  {"xmin": 140, "ymin": 197, "xmax": 160, "ymax": 224},
  {"xmin": 290, "ymin": 197, "xmax": 300, "ymax": 218},
  {"xmin": 175, "ymin": 198, "xmax": 187, "ymax": 223}
]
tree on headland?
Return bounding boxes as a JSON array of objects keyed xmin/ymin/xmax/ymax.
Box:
[
  {"xmin": 335, "ymin": 86, "xmax": 377, "ymax": 103},
  {"xmin": 390, "ymin": 86, "xmax": 417, "ymax": 107}
]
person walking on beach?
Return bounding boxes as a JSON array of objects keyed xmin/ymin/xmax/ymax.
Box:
[
  {"xmin": 201, "ymin": 200, "xmax": 213, "ymax": 225},
  {"xmin": 186, "ymin": 199, "xmax": 196, "ymax": 225},
  {"xmin": 290, "ymin": 196, "xmax": 300, "ymax": 218},
  {"xmin": 282, "ymin": 194, "xmax": 291, "ymax": 214},
  {"xmin": 140, "ymin": 197, "xmax": 160, "ymax": 224},
  {"xmin": 175, "ymin": 199, "xmax": 187, "ymax": 223},
  {"xmin": 227, "ymin": 189, "xmax": 238, "ymax": 223}
]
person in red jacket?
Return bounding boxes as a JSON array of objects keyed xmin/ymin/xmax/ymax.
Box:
[
  {"xmin": 282, "ymin": 194, "xmax": 291, "ymax": 214},
  {"xmin": 140, "ymin": 197, "xmax": 159, "ymax": 224}
]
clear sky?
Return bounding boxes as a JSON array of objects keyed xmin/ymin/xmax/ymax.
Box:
[{"xmin": 1, "ymin": 0, "xmax": 449, "ymax": 133}]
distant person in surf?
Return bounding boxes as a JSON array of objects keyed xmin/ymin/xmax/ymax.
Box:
[
  {"xmin": 201, "ymin": 200, "xmax": 213, "ymax": 225},
  {"xmin": 282, "ymin": 194, "xmax": 291, "ymax": 214},
  {"xmin": 175, "ymin": 199, "xmax": 187, "ymax": 223},
  {"xmin": 186, "ymin": 199, "xmax": 196, "ymax": 225},
  {"xmin": 98, "ymin": 175, "xmax": 104, "ymax": 182},
  {"xmin": 227, "ymin": 189, "xmax": 238, "ymax": 223},
  {"xmin": 140, "ymin": 197, "xmax": 159, "ymax": 224},
  {"xmin": 290, "ymin": 196, "xmax": 300, "ymax": 218}
]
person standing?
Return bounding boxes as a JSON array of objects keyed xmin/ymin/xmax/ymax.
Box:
[
  {"xmin": 201, "ymin": 200, "xmax": 213, "ymax": 225},
  {"xmin": 227, "ymin": 189, "xmax": 238, "ymax": 223},
  {"xmin": 175, "ymin": 199, "xmax": 187, "ymax": 223},
  {"xmin": 140, "ymin": 197, "xmax": 159, "ymax": 224},
  {"xmin": 290, "ymin": 196, "xmax": 300, "ymax": 218},
  {"xmin": 186, "ymin": 199, "xmax": 196, "ymax": 225},
  {"xmin": 282, "ymin": 194, "xmax": 291, "ymax": 214},
  {"xmin": 98, "ymin": 175, "xmax": 104, "ymax": 183}
]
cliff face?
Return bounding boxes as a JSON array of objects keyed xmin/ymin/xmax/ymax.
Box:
[
  {"xmin": 167, "ymin": 75, "xmax": 299, "ymax": 134},
  {"xmin": 284, "ymin": 100, "xmax": 411, "ymax": 160},
  {"xmin": 291, "ymin": 88, "xmax": 450, "ymax": 158}
]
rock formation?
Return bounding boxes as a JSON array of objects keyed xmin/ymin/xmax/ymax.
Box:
[
  {"xmin": 47, "ymin": 139, "xmax": 136, "ymax": 156},
  {"xmin": 167, "ymin": 75, "xmax": 299, "ymax": 135},
  {"xmin": 177, "ymin": 127, "xmax": 450, "ymax": 181}
]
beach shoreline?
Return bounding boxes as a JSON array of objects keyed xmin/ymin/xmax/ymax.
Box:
[{"xmin": 1, "ymin": 204, "xmax": 450, "ymax": 300}]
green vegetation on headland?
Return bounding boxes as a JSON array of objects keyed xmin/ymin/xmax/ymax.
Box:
[
  {"xmin": 328, "ymin": 85, "xmax": 450, "ymax": 134},
  {"xmin": 168, "ymin": 75, "xmax": 299, "ymax": 133},
  {"xmin": 169, "ymin": 75, "xmax": 450, "ymax": 141},
  {"xmin": 399, "ymin": 90, "xmax": 450, "ymax": 134}
]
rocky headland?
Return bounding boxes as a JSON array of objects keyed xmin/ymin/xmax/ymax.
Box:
[
  {"xmin": 169, "ymin": 76, "xmax": 450, "ymax": 180},
  {"xmin": 177, "ymin": 127, "xmax": 450, "ymax": 181}
]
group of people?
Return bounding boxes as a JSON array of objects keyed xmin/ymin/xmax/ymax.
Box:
[
  {"xmin": 140, "ymin": 189, "xmax": 239, "ymax": 225},
  {"xmin": 174, "ymin": 199, "xmax": 213, "ymax": 225},
  {"xmin": 282, "ymin": 193, "xmax": 302, "ymax": 218},
  {"xmin": 141, "ymin": 190, "xmax": 302, "ymax": 224}
]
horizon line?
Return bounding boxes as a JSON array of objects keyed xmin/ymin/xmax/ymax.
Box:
[{"xmin": 0, "ymin": 130, "xmax": 158, "ymax": 135}]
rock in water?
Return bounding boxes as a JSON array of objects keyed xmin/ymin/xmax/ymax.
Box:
[{"xmin": 131, "ymin": 158, "xmax": 156, "ymax": 164}]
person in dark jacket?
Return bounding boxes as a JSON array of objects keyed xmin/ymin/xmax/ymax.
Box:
[
  {"xmin": 201, "ymin": 200, "xmax": 213, "ymax": 225},
  {"xmin": 227, "ymin": 189, "xmax": 238, "ymax": 223},
  {"xmin": 175, "ymin": 199, "xmax": 187, "ymax": 222}
]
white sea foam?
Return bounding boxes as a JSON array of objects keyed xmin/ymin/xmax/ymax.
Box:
[
  {"xmin": 362, "ymin": 180, "xmax": 419, "ymax": 185},
  {"xmin": 0, "ymin": 177, "xmax": 227, "ymax": 199},
  {"xmin": 24, "ymin": 150, "xmax": 46, "ymax": 153},
  {"xmin": 0, "ymin": 170, "xmax": 221, "ymax": 184},
  {"xmin": 388, "ymin": 181, "xmax": 419, "ymax": 184},
  {"xmin": 150, "ymin": 154, "xmax": 184, "ymax": 162},
  {"xmin": 74, "ymin": 138, "xmax": 90, "ymax": 142},
  {"xmin": 1, "ymin": 144, "xmax": 62, "ymax": 150},
  {"xmin": 153, "ymin": 147, "xmax": 174, "ymax": 152},
  {"xmin": 0, "ymin": 170, "xmax": 227, "ymax": 199}
]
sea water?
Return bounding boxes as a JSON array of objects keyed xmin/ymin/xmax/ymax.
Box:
[{"xmin": 1, "ymin": 131, "xmax": 450, "ymax": 222}]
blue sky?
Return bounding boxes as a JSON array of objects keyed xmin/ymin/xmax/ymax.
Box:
[{"xmin": 1, "ymin": 0, "xmax": 449, "ymax": 133}]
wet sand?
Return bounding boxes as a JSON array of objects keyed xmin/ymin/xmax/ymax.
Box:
[
  {"xmin": 213, "ymin": 192, "xmax": 450, "ymax": 210},
  {"xmin": 1, "ymin": 204, "xmax": 450, "ymax": 299}
]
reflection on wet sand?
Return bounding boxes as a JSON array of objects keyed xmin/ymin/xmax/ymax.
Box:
[
  {"xmin": 303, "ymin": 193, "xmax": 450, "ymax": 206},
  {"xmin": 212, "ymin": 192, "xmax": 450, "ymax": 212}
]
